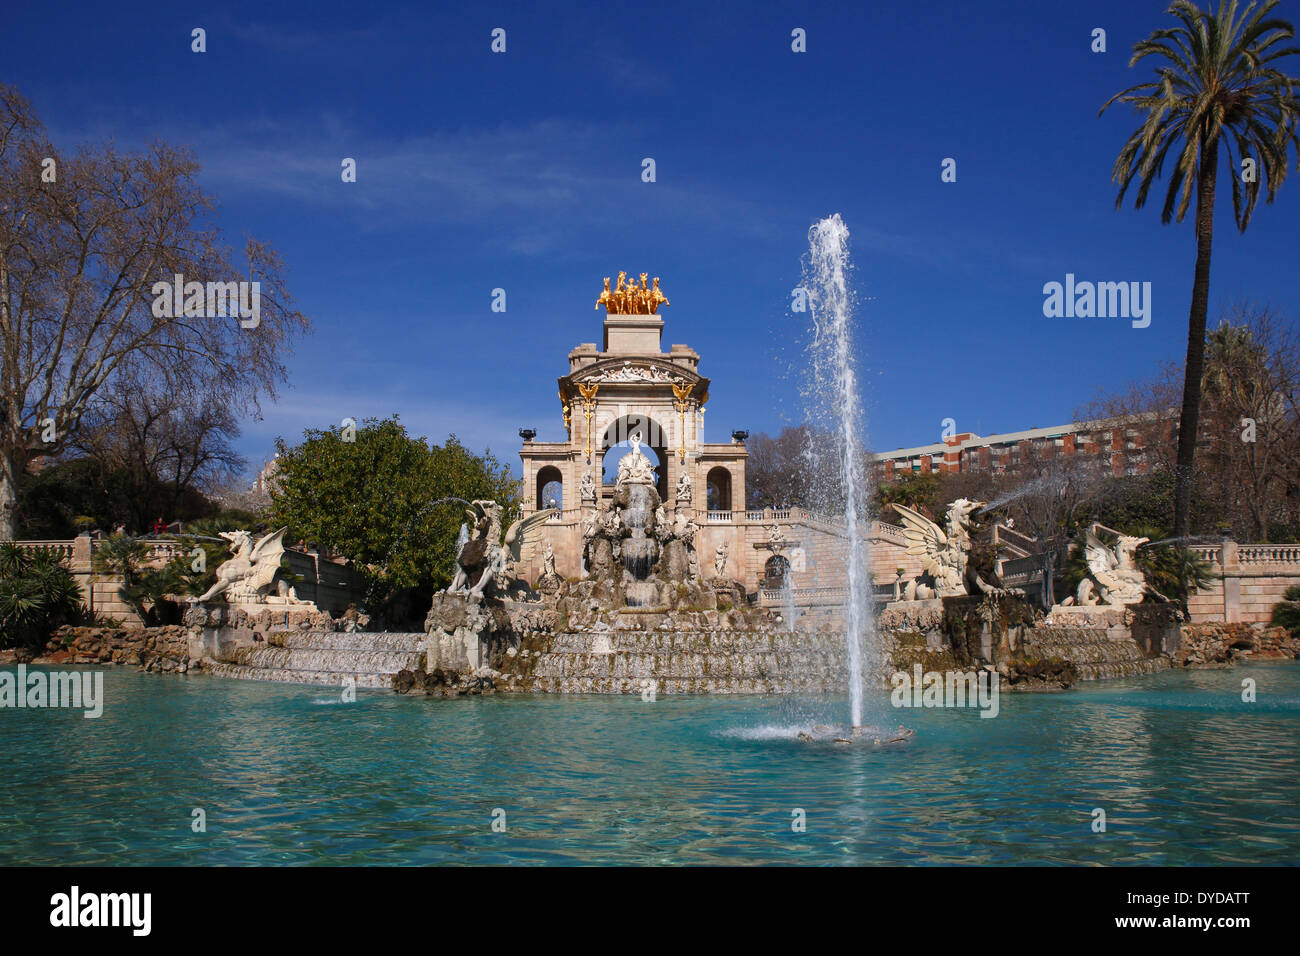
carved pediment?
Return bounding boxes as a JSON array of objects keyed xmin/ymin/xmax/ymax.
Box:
[{"xmin": 570, "ymin": 358, "xmax": 702, "ymax": 387}]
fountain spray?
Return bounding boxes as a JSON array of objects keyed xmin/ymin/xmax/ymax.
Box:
[{"xmin": 803, "ymin": 214, "xmax": 872, "ymax": 731}]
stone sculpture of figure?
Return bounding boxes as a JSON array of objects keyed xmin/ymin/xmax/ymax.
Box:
[
  {"xmin": 715, "ymin": 542, "xmax": 728, "ymax": 576},
  {"xmin": 688, "ymin": 546, "xmax": 700, "ymax": 579},
  {"xmin": 672, "ymin": 511, "xmax": 698, "ymax": 547},
  {"xmin": 767, "ymin": 523, "xmax": 786, "ymax": 549},
  {"xmin": 448, "ymin": 500, "xmax": 555, "ymax": 598},
  {"xmin": 580, "ymin": 471, "xmax": 596, "ymax": 502},
  {"xmin": 604, "ymin": 505, "xmax": 623, "ymax": 536},
  {"xmin": 654, "ymin": 505, "xmax": 671, "ymax": 543},
  {"xmin": 617, "ymin": 438, "xmax": 654, "ymax": 485},
  {"xmin": 581, "ymin": 511, "xmax": 601, "ymax": 579},
  {"xmin": 675, "ymin": 472, "xmax": 692, "ymax": 504},
  {"xmin": 194, "ymin": 527, "xmax": 290, "ymax": 605},
  {"xmin": 1072, "ymin": 529, "xmax": 1166, "ymax": 607},
  {"xmin": 542, "ymin": 542, "xmax": 556, "ymax": 578},
  {"xmin": 893, "ymin": 499, "xmax": 1018, "ymax": 601}
]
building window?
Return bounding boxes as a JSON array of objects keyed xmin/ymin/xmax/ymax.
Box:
[
  {"xmin": 706, "ymin": 467, "xmax": 733, "ymax": 511},
  {"xmin": 536, "ymin": 466, "xmax": 563, "ymax": 511}
]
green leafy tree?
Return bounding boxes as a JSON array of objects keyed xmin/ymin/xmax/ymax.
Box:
[
  {"xmin": 0, "ymin": 544, "xmax": 85, "ymax": 648},
  {"xmin": 269, "ymin": 417, "xmax": 519, "ymax": 612},
  {"xmin": 1101, "ymin": 0, "xmax": 1300, "ymax": 540},
  {"xmin": 875, "ymin": 472, "xmax": 941, "ymax": 519}
]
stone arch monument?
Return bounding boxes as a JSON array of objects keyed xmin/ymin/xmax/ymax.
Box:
[{"xmin": 518, "ymin": 275, "xmax": 748, "ymax": 582}]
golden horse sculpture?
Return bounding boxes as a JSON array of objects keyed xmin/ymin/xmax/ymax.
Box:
[{"xmin": 595, "ymin": 272, "xmax": 670, "ymax": 314}]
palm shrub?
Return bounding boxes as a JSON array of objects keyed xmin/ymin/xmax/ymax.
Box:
[
  {"xmin": 1129, "ymin": 525, "xmax": 1218, "ymax": 612},
  {"xmin": 0, "ymin": 544, "xmax": 86, "ymax": 648},
  {"xmin": 91, "ymin": 534, "xmax": 186, "ymax": 625},
  {"xmin": 1270, "ymin": 584, "xmax": 1300, "ymax": 635}
]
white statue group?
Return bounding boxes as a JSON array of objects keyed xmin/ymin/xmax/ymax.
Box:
[{"xmin": 891, "ymin": 499, "xmax": 1161, "ymax": 608}]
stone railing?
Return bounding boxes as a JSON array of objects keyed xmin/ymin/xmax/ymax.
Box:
[
  {"xmin": 1237, "ymin": 544, "xmax": 1300, "ymax": 565},
  {"xmin": 993, "ymin": 525, "xmax": 1037, "ymax": 556},
  {"xmin": 873, "ymin": 521, "xmax": 909, "ymax": 546},
  {"xmin": 12, "ymin": 539, "xmax": 77, "ymax": 562},
  {"xmin": 758, "ymin": 583, "xmax": 896, "ymax": 606},
  {"xmin": 546, "ymin": 508, "xmax": 585, "ymax": 524}
]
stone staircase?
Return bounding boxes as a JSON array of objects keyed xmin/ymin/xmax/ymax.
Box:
[
  {"xmin": 205, "ymin": 631, "xmax": 426, "ymax": 689},
  {"xmin": 1020, "ymin": 626, "xmax": 1171, "ymax": 681},
  {"xmin": 516, "ymin": 629, "xmax": 850, "ymax": 695}
]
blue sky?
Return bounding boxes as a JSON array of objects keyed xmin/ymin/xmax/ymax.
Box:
[{"xmin": 6, "ymin": 0, "xmax": 1299, "ymax": 476}]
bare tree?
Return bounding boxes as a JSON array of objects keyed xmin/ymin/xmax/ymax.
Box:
[
  {"xmin": 745, "ymin": 425, "xmax": 837, "ymax": 510},
  {"xmin": 1005, "ymin": 443, "xmax": 1107, "ymax": 606},
  {"xmin": 1197, "ymin": 304, "xmax": 1300, "ymax": 539},
  {"xmin": 0, "ymin": 82, "xmax": 308, "ymax": 538},
  {"xmin": 68, "ymin": 376, "xmax": 246, "ymax": 529},
  {"xmin": 1078, "ymin": 302, "xmax": 1300, "ymax": 540}
]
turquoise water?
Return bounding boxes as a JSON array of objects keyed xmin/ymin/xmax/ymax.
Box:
[{"xmin": 2, "ymin": 663, "xmax": 1298, "ymax": 865}]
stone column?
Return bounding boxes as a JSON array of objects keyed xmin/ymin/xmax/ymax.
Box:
[
  {"xmin": 73, "ymin": 534, "xmax": 94, "ymax": 615},
  {"xmin": 1221, "ymin": 537, "xmax": 1241, "ymax": 624}
]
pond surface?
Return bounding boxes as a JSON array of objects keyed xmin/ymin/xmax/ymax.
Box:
[{"xmin": 2, "ymin": 663, "xmax": 1297, "ymax": 865}]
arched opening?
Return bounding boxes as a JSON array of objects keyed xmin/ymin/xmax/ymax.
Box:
[
  {"xmin": 706, "ymin": 466, "xmax": 732, "ymax": 511},
  {"xmin": 762, "ymin": 554, "xmax": 790, "ymax": 589},
  {"xmin": 600, "ymin": 414, "xmax": 668, "ymax": 501},
  {"xmin": 536, "ymin": 466, "xmax": 563, "ymax": 511}
]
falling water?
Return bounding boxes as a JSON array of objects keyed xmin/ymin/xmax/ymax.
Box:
[
  {"xmin": 622, "ymin": 484, "xmax": 658, "ymax": 607},
  {"xmin": 803, "ymin": 214, "xmax": 872, "ymax": 730},
  {"xmin": 782, "ymin": 575, "xmax": 797, "ymax": 633}
]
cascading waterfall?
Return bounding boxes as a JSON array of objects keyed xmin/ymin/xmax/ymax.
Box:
[
  {"xmin": 783, "ymin": 575, "xmax": 796, "ymax": 633},
  {"xmin": 803, "ymin": 214, "xmax": 873, "ymax": 730},
  {"xmin": 622, "ymin": 483, "xmax": 658, "ymax": 607}
]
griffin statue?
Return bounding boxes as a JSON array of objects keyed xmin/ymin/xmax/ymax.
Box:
[
  {"xmin": 448, "ymin": 500, "xmax": 555, "ymax": 599},
  {"xmin": 892, "ymin": 499, "xmax": 1019, "ymax": 601},
  {"xmin": 1068, "ymin": 528, "xmax": 1166, "ymax": 607}
]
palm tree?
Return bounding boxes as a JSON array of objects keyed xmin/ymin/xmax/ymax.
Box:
[{"xmin": 1100, "ymin": 0, "xmax": 1300, "ymax": 539}]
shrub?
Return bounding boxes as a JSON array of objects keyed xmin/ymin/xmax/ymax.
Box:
[
  {"xmin": 1271, "ymin": 585, "xmax": 1300, "ymax": 636},
  {"xmin": 91, "ymin": 535, "xmax": 186, "ymax": 625},
  {"xmin": 0, "ymin": 544, "xmax": 85, "ymax": 648}
]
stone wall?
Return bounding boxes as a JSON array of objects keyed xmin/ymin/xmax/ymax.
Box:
[
  {"xmin": 1178, "ymin": 621, "xmax": 1299, "ymax": 665},
  {"xmin": 1186, "ymin": 542, "xmax": 1300, "ymax": 624},
  {"xmin": 35, "ymin": 625, "xmax": 198, "ymax": 673}
]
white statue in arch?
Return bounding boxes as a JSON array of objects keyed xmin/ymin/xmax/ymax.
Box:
[
  {"xmin": 579, "ymin": 471, "xmax": 596, "ymax": 502},
  {"xmin": 616, "ymin": 435, "xmax": 655, "ymax": 486}
]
